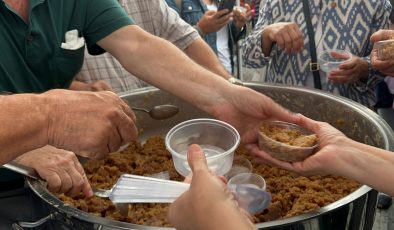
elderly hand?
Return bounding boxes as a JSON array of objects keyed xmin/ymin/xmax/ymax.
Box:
[
  {"xmin": 262, "ymin": 22, "xmax": 304, "ymax": 54},
  {"xmin": 371, "ymin": 29, "xmax": 394, "ymax": 76},
  {"xmin": 44, "ymin": 89, "xmax": 137, "ymax": 160},
  {"xmin": 328, "ymin": 54, "xmax": 369, "ymax": 84},
  {"xmin": 168, "ymin": 144, "xmax": 255, "ymax": 230},
  {"xmin": 15, "ymin": 145, "xmax": 92, "ymax": 197},
  {"xmin": 247, "ymin": 114, "xmax": 350, "ymax": 176},
  {"xmin": 233, "ymin": 4, "xmax": 252, "ymax": 29},
  {"xmin": 198, "ymin": 10, "xmax": 233, "ymax": 34}
]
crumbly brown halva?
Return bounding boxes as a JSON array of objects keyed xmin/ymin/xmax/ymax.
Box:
[{"xmin": 59, "ymin": 136, "xmax": 359, "ymax": 227}]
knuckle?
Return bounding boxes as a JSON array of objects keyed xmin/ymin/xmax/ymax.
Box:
[
  {"xmin": 48, "ymin": 181, "xmax": 62, "ymax": 192},
  {"xmin": 75, "ymin": 177, "xmax": 85, "ymax": 188}
]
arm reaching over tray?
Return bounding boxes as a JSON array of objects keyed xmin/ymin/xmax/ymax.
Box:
[
  {"xmin": 98, "ymin": 26, "xmax": 298, "ymax": 147},
  {"xmin": 0, "ymin": 89, "xmax": 137, "ymax": 165},
  {"xmin": 249, "ymin": 114, "xmax": 394, "ymax": 196}
]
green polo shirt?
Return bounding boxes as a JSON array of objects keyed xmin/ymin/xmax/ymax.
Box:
[
  {"xmin": 0, "ymin": 0, "xmax": 134, "ymax": 93},
  {"xmin": 0, "ymin": 0, "xmax": 134, "ymax": 184}
]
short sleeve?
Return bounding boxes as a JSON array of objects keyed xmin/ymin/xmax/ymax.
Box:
[
  {"xmin": 156, "ymin": 0, "xmax": 199, "ymax": 50},
  {"xmin": 83, "ymin": 0, "xmax": 134, "ymax": 55}
]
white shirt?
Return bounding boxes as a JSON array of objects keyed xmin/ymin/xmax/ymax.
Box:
[
  {"xmin": 77, "ymin": 0, "xmax": 199, "ymax": 93},
  {"xmin": 207, "ymin": 4, "xmax": 232, "ymax": 73}
]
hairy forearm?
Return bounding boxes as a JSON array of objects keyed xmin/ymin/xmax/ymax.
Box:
[
  {"xmin": 327, "ymin": 140, "xmax": 394, "ymax": 196},
  {"xmin": 184, "ymin": 38, "xmax": 231, "ymax": 79},
  {"xmin": 99, "ymin": 26, "xmax": 233, "ymax": 114},
  {"xmin": 0, "ymin": 93, "xmax": 48, "ymax": 164}
]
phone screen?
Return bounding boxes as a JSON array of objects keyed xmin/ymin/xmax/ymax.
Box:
[{"xmin": 217, "ymin": 0, "xmax": 236, "ymax": 12}]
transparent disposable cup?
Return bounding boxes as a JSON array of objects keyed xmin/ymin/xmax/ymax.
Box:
[
  {"xmin": 165, "ymin": 118, "xmax": 240, "ymax": 177},
  {"xmin": 224, "ymin": 156, "xmax": 253, "ymax": 180},
  {"xmin": 318, "ymin": 49, "xmax": 352, "ymax": 73},
  {"xmin": 228, "ymin": 173, "xmax": 272, "ymax": 214}
]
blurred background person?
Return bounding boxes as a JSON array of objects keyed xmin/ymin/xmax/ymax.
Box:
[
  {"xmin": 242, "ymin": 0, "xmax": 392, "ymax": 109},
  {"xmin": 166, "ymin": 0, "xmax": 252, "ymax": 74}
]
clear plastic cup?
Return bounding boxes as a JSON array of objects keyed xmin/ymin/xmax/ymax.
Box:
[
  {"xmin": 318, "ymin": 49, "xmax": 352, "ymax": 73},
  {"xmin": 224, "ymin": 156, "xmax": 253, "ymax": 180},
  {"xmin": 227, "ymin": 173, "xmax": 271, "ymax": 214},
  {"xmin": 165, "ymin": 118, "xmax": 240, "ymax": 177}
]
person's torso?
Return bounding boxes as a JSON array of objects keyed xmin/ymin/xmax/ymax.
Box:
[
  {"xmin": 0, "ymin": 0, "xmax": 88, "ymax": 93},
  {"xmin": 0, "ymin": 0, "xmax": 132, "ymax": 93},
  {"xmin": 263, "ymin": 0, "xmax": 389, "ymax": 107},
  {"xmin": 166, "ymin": 0, "xmax": 218, "ymax": 52}
]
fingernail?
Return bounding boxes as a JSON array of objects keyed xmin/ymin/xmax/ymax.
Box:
[{"xmin": 87, "ymin": 189, "xmax": 94, "ymax": 197}]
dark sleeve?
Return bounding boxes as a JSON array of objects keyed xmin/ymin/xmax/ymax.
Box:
[{"xmin": 83, "ymin": 0, "xmax": 134, "ymax": 55}]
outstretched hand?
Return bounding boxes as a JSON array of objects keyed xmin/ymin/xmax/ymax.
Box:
[
  {"xmin": 210, "ymin": 85, "xmax": 299, "ymax": 149},
  {"xmin": 247, "ymin": 114, "xmax": 349, "ymax": 176}
]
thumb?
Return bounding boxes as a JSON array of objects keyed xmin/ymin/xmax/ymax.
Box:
[
  {"xmin": 187, "ymin": 144, "xmax": 209, "ymax": 173},
  {"xmin": 294, "ymin": 114, "xmax": 319, "ymax": 133},
  {"xmin": 371, "ymin": 29, "xmax": 394, "ymax": 43}
]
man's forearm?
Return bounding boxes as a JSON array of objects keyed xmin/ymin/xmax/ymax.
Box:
[
  {"xmin": 184, "ymin": 38, "xmax": 231, "ymax": 79},
  {"xmin": 0, "ymin": 93, "xmax": 48, "ymax": 164},
  {"xmin": 99, "ymin": 25, "xmax": 234, "ymax": 114}
]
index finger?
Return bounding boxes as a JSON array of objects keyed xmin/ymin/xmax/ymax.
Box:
[
  {"xmin": 338, "ymin": 60, "xmax": 356, "ymax": 70},
  {"xmin": 121, "ymin": 99, "xmax": 137, "ymax": 123},
  {"xmin": 293, "ymin": 114, "xmax": 320, "ymax": 134},
  {"xmin": 371, "ymin": 29, "xmax": 394, "ymax": 43}
]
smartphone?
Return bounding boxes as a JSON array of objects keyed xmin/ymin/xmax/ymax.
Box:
[{"xmin": 217, "ymin": 0, "xmax": 236, "ymax": 12}]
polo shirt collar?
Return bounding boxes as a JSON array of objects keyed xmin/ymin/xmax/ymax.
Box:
[{"xmin": 1, "ymin": 0, "xmax": 46, "ymax": 12}]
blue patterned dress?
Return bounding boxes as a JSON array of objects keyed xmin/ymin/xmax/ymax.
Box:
[{"xmin": 242, "ymin": 0, "xmax": 391, "ymax": 108}]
